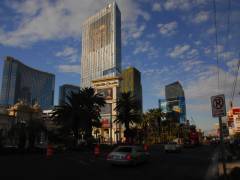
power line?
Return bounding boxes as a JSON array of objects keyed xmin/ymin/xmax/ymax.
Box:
[
  {"xmin": 224, "ymin": 0, "xmax": 232, "ymax": 94},
  {"xmin": 213, "ymin": 0, "xmax": 220, "ymax": 91},
  {"xmin": 231, "ymin": 56, "xmax": 240, "ymax": 104},
  {"xmin": 226, "ymin": 0, "xmax": 232, "ymax": 41}
]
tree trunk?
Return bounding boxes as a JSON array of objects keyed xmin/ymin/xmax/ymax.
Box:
[
  {"xmin": 124, "ymin": 122, "xmax": 130, "ymax": 144},
  {"xmin": 29, "ymin": 134, "xmax": 36, "ymax": 149},
  {"xmin": 73, "ymin": 129, "xmax": 79, "ymax": 147}
]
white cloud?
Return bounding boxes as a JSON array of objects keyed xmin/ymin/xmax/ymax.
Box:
[
  {"xmin": 142, "ymin": 67, "xmax": 169, "ymax": 76},
  {"xmin": 58, "ymin": 64, "xmax": 80, "ymax": 74},
  {"xmin": 192, "ymin": 11, "xmax": 210, "ymax": 24},
  {"xmin": 184, "ymin": 65, "xmax": 238, "ymax": 102},
  {"xmin": 146, "ymin": 33, "xmax": 157, "ymax": 39},
  {"xmin": 132, "ymin": 24, "xmax": 146, "ymax": 39},
  {"xmin": 0, "ymin": 0, "xmax": 149, "ymax": 47},
  {"xmin": 207, "ymin": 27, "xmax": 215, "ymax": 35},
  {"xmin": 187, "ymin": 103, "xmax": 210, "ymax": 113},
  {"xmin": 168, "ymin": 44, "xmax": 191, "ymax": 58},
  {"xmin": 137, "ymin": 10, "xmax": 151, "ymax": 21},
  {"xmin": 56, "ymin": 47, "xmax": 76, "ymax": 57},
  {"xmin": 182, "ymin": 60, "xmax": 203, "ymax": 72},
  {"xmin": 55, "ymin": 46, "xmax": 79, "ymax": 63},
  {"xmin": 226, "ymin": 58, "xmax": 240, "ymax": 73},
  {"xmin": 219, "ymin": 51, "xmax": 235, "ymax": 61},
  {"xmin": 194, "ymin": 41, "xmax": 201, "ymax": 46},
  {"xmin": 216, "ymin": 45, "xmax": 224, "ymax": 53},
  {"xmin": 157, "ymin": 21, "xmax": 178, "ymax": 36},
  {"xmin": 133, "ymin": 40, "xmax": 159, "ymax": 59},
  {"xmin": 204, "ymin": 47, "xmax": 212, "ymax": 55},
  {"xmin": 186, "ymin": 49, "xmax": 199, "ymax": 59},
  {"xmin": 152, "ymin": 3, "xmax": 161, "ymax": 12},
  {"xmin": 164, "ymin": 0, "xmax": 191, "ymax": 11},
  {"xmin": 163, "ymin": 0, "xmax": 206, "ymax": 11}
]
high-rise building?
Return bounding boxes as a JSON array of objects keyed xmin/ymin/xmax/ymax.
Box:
[
  {"xmin": 0, "ymin": 56, "xmax": 55, "ymax": 109},
  {"xmin": 165, "ymin": 81, "xmax": 185, "ymax": 100},
  {"xmin": 59, "ymin": 84, "xmax": 80, "ymax": 105},
  {"xmin": 164, "ymin": 81, "xmax": 186, "ymax": 123},
  {"xmin": 158, "ymin": 99, "xmax": 168, "ymax": 113},
  {"xmin": 121, "ymin": 67, "xmax": 142, "ymax": 112},
  {"xmin": 81, "ymin": 2, "xmax": 121, "ymax": 87}
]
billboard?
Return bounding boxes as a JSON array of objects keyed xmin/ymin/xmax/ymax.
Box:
[
  {"xmin": 234, "ymin": 114, "xmax": 240, "ymax": 133},
  {"xmin": 159, "ymin": 97, "xmax": 186, "ymax": 123},
  {"xmin": 97, "ymin": 88, "xmax": 113, "ymax": 100},
  {"xmin": 100, "ymin": 103, "xmax": 112, "ymax": 114},
  {"xmin": 101, "ymin": 117, "xmax": 110, "ymax": 128}
]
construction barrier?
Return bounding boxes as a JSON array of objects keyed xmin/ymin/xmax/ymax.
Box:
[
  {"xmin": 144, "ymin": 144, "xmax": 149, "ymax": 152},
  {"xmin": 46, "ymin": 144, "xmax": 54, "ymax": 158},
  {"xmin": 94, "ymin": 144, "xmax": 100, "ymax": 156}
]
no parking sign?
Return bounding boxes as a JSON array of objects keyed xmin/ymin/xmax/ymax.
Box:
[{"xmin": 211, "ymin": 94, "xmax": 226, "ymax": 117}]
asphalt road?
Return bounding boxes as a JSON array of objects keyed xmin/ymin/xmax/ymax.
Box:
[{"xmin": 0, "ymin": 145, "xmax": 216, "ymax": 180}]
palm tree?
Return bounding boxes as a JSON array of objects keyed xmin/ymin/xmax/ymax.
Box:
[
  {"xmin": 26, "ymin": 119, "xmax": 46, "ymax": 149},
  {"xmin": 51, "ymin": 87, "xmax": 105, "ymax": 146},
  {"xmin": 80, "ymin": 87, "xmax": 105, "ymax": 140},
  {"xmin": 143, "ymin": 108, "xmax": 165, "ymax": 143},
  {"xmin": 8, "ymin": 122, "xmax": 27, "ymax": 149},
  {"xmin": 51, "ymin": 91, "xmax": 82, "ymax": 146},
  {"xmin": 114, "ymin": 91, "xmax": 141, "ymax": 143}
]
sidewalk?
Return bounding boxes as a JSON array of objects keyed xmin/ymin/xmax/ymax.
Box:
[
  {"xmin": 216, "ymin": 145, "xmax": 240, "ymax": 179},
  {"xmin": 218, "ymin": 160, "xmax": 240, "ymax": 179},
  {"xmin": 205, "ymin": 147, "xmax": 219, "ymax": 180}
]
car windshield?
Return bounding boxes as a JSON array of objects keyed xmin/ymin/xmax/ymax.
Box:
[{"xmin": 115, "ymin": 147, "xmax": 132, "ymax": 153}]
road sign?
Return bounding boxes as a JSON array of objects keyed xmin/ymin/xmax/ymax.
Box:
[{"xmin": 211, "ymin": 94, "xmax": 226, "ymax": 117}]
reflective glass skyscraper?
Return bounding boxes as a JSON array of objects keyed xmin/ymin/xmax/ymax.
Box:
[
  {"xmin": 121, "ymin": 67, "xmax": 142, "ymax": 112},
  {"xmin": 81, "ymin": 2, "xmax": 121, "ymax": 87},
  {"xmin": 59, "ymin": 84, "xmax": 80, "ymax": 106},
  {"xmin": 165, "ymin": 81, "xmax": 186, "ymax": 124},
  {"xmin": 0, "ymin": 56, "xmax": 55, "ymax": 109}
]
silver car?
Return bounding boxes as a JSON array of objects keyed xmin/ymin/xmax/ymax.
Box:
[
  {"xmin": 164, "ymin": 142, "xmax": 182, "ymax": 152},
  {"xmin": 106, "ymin": 145, "xmax": 150, "ymax": 165}
]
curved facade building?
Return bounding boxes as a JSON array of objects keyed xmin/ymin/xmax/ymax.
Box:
[
  {"xmin": 0, "ymin": 56, "xmax": 55, "ymax": 109},
  {"xmin": 164, "ymin": 81, "xmax": 186, "ymax": 124}
]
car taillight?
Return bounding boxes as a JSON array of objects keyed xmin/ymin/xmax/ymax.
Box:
[{"xmin": 125, "ymin": 153, "xmax": 131, "ymax": 161}]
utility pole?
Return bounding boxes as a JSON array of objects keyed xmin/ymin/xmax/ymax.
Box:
[
  {"xmin": 218, "ymin": 117, "xmax": 227, "ymax": 180},
  {"xmin": 110, "ymin": 111, "xmax": 113, "ymax": 145},
  {"xmin": 211, "ymin": 94, "xmax": 227, "ymax": 180}
]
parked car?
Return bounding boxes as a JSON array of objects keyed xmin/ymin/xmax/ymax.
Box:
[
  {"xmin": 164, "ymin": 142, "xmax": 182, "ymax": 152},
  {"xmin": 106, "ymin": 145, "xmax": 150, "ymax": 165}
]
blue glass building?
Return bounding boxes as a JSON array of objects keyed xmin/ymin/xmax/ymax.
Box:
[
  {"xmin": 0, "ymin": 56, "xmax": 55, "ymax": 109},
  {"xmin": 161, "ymin": 81, "xmax": 186, "ymax": 124},
  {"xmin": 59, "ymin": 84, "xmax": 80, "ymax": 106}
]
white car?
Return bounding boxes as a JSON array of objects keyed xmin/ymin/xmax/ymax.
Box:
[
  {"xmin": 164, "ymin": 142, "xmax": 182, "ymax": 152},
  {"xmin": 106, "ymin": 145, "xmax": 150, "ymax": 165}
]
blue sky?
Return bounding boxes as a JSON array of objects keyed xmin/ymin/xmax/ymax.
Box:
[{"xmin": 0, "ymin": 0, "xmax": 240, "ymax": 131}]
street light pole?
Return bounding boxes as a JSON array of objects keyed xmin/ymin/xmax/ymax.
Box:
[{"xmin": 110, "ymin": 111, "xmax": 113, "ymax": 145}]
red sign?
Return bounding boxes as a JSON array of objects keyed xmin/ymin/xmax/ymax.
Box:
[
  {"xmin": 101, "ymin": 118, "xmax": 110, "ymax": 128},
  {"xmin": 232, "ymin": 108, "xmax": 240, "ymax": 115}
]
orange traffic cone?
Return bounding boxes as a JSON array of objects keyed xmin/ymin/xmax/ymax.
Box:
[
  {"xmin": 94, "ymin": 144, "xmax": 100, "ymax": 157},
  {"xmin": 46, "ymin": 144, "xmax": 54, "ymax": 158},
  {"xmin": 144, "ymin": 144, "xmax": 148, "ymax": 152}
]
